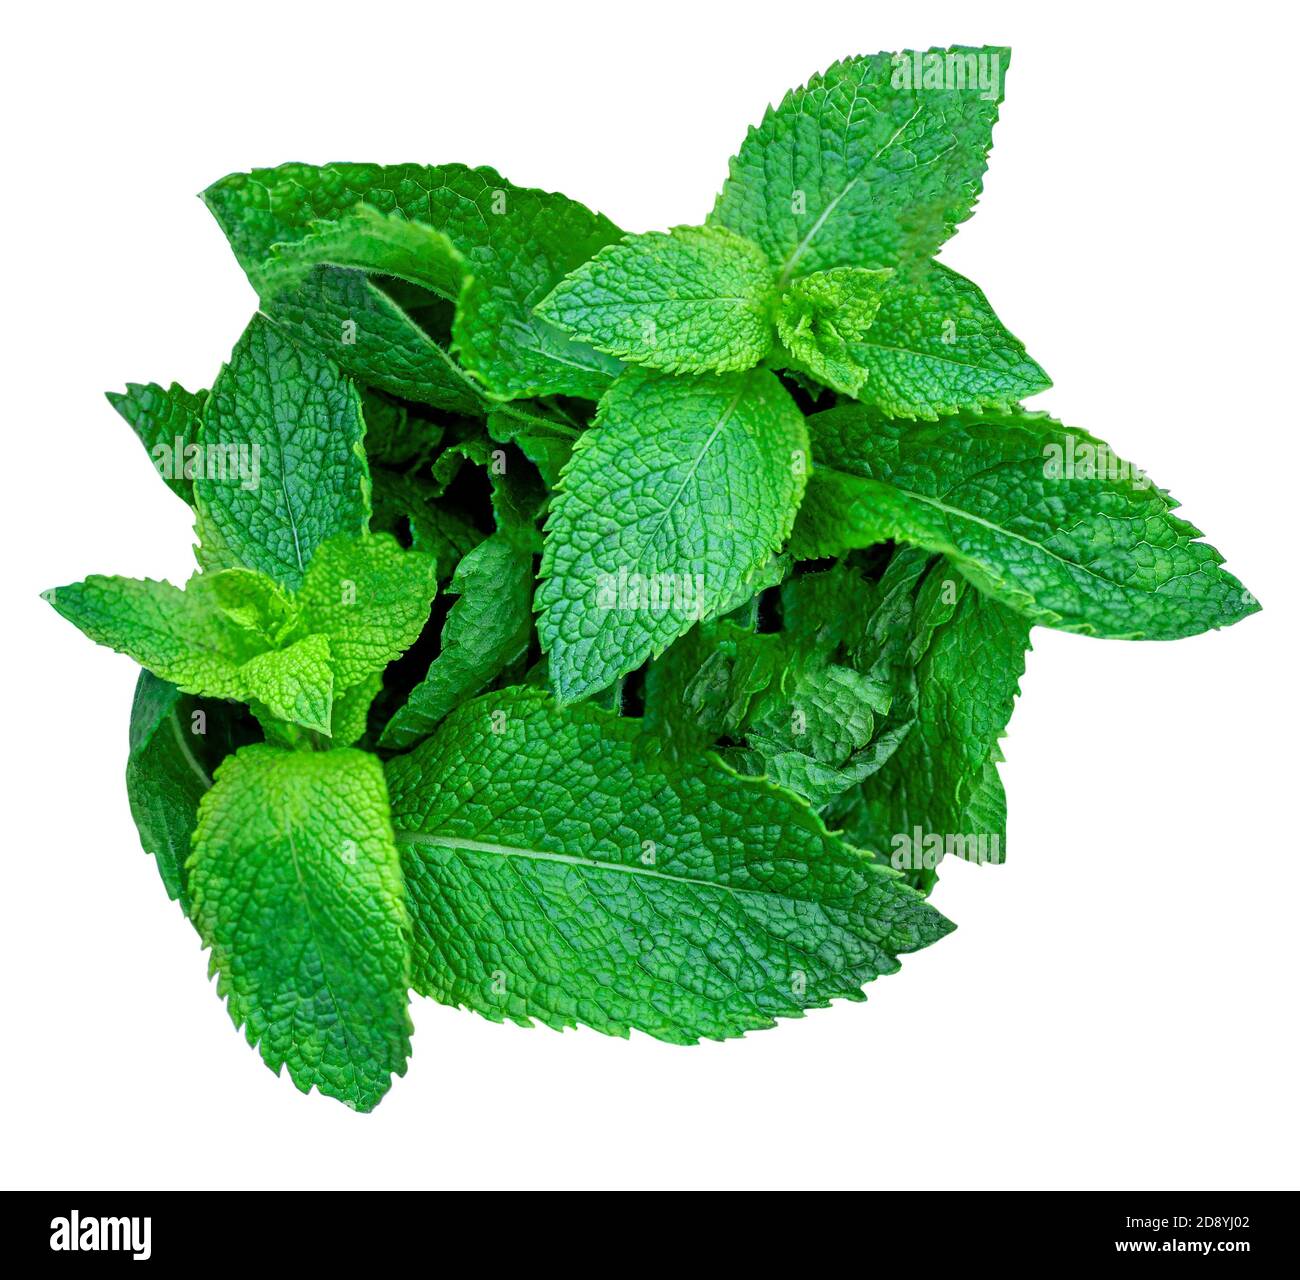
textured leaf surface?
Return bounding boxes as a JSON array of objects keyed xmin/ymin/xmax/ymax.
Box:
[
  {"xmin": 827, "ymin": 558, "xmax": 1031, "ymax": 891},
  {"xmin": 735, "ymin": 662, "xmax": 897, "ymax": 808},
  {"xmin": 385, "ymin": 688, "xmax": 952, "ymax": 1042},
  {"xmin": 190, "ymin": 745, "xmax": 411, "ymax": 1110},
  {"xmin": 537, "ymin": 368, "xmax": 809, "ymax": 702},
  {"xmin": 645, "ymin": 563, "xmax": 905, "ymax": 807},
  {"xmin": 538, "ymin": 225, "xmax": 776, "ymax": 372},
  {"xmin": 107, "ymin": 382, "xmax": 207, "ymax": 503},
  {"xmin": 266, "ymin": 269, "xmax": 485, "ymax": 413},
  {"xmin": 642, "ymin": 618, "xmax": 785, "ymax": 761},
  {"xmin": 380, "ymin": 535, "xmax": 533, "ymax": 749},
  {"xmin": 124, "ymin": 670, "xmax": 257, "ymax": 909},
  {"xmin": 204, "ymin": 162, "xmax": 624, "ymax": 400},
  {"xmin": 846, "ymin": 262, "xmax": 1050, "ymax": 417},
  {"xmin": 800, "ymin": 406, "xmax": 1260, "ymax": 638},
  {"xmin": 260, "ymin": 205, "xmax": 464, "ymax": 300},
  {"xmin": 775, "ymin": 266, "xmax": 893, "ymax": 396},
  {"xmin": 194, "ymin": 316, "xmax": 369, "ymax": 589},
  {"xmin": 295, "ymin": 534, "xmax": 438, "ymax": 691},
  {"xmin": 42, "ymin": 573, "xmax": 334, "ymax": 732},
  {"xmin": 253, "ymin": 204, "xmax": 481, "ymax": 411},
  {"xmin": 710, "ymin": 47, "xmax": 1008, "ymax": 279},
  {"xmin": 329, "ymin": 671, "xmax": 383, "ymax": 747}
]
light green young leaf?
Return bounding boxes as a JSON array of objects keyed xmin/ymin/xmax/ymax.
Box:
[
  {"xmin": 844, "ymin": 261, "xmax": 1050, "ymax": 417},
  {"xmin": 295, "ymin": 533, "xmax": 438, "ymax": 691},
  {"xmin": 106, "ymin": 382, "xmax": 208, "ymax": 504},
  {"xmin": 710, "ymin": 47, "xmax": 1009, "ymax": 279},
  {"xmin": 194, "ymin": 566, "xmax": 299, "ymax": 644},
  {"xmin": 775, "ymin": 266, "xmax": 893, "ymax": 396},
  {"xmin": 537, "ymin": 225, "xmax": 776, "ymax": 373},
  {"xmin": 379, "ymin": 535, "xmax": 534, "ymax": 750},
  {"xmin": 385, "ymin": 687, "xmax": 952, "ymax": 1043},
  {"xmin": 42, "ymin": 572, "xmax": 334, "ymax": 732},
  {"xmin": 194, "ymin": 316, "xmax": 369, "ymax": 590},
  {"xmin": 537, "ymin": 367, "xmax": 809, "ymax": 702},
  {"xmin": 799, "ymin": 405, "xmax": 1261, "ymax": 638},
  {"xmin": 190, "ymin": 745, "xmax": 412, "ymax": 1111},
  {"xmin": 238, "ymin": 634, "xmax": 335, "ymax": 735},
  {"xmin": 329, "ymin": 670, "xmax": 384, "ymax": 747}
]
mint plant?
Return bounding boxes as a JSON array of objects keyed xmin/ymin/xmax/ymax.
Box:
[{"xmin": 44, "ymin": 47, "xmax": 1258, "ymax": 1111}]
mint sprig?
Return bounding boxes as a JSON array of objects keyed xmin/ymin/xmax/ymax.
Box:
[{"xmin": 45, "ymin": 46, "xmax": 1258, "ymax": 1110}]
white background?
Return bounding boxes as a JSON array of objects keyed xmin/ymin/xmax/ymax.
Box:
[{"xmin": 3, "ymin": 1, "xmax": 1296, "ymax": 1191}]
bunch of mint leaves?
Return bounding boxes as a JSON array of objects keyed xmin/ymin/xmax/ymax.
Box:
[{"xmin": 43, "ymin": 47, "xmax": 1258, "ymax": 1111}]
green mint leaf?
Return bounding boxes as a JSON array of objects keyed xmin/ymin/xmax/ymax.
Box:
[
  {"xmin": 646, "ymin": 564, "xmax": 905, "ymax": 808},
  {"xmin": 379, "ymin": 535, "xmax": 533, "ymax": 750},
  {"xmin": 710, "ymin": 47, "xmax": 1009, "ymax": 280},
  {"xmin": 800, "ymin": 406, "xmax": 1261, "ymax": 638},
  {"xmin": 260, "ymin": 205, "xmax": 465, "ymax": 301},
  {"xmin": 295, "ymin": 533, "xmax": 438, "ymax": 692},
  {"xmin": 845, "ymin": 261, "xmax": 1050, "ymax": 417},
  {"xmin": 194, "ymin": 316, "xmax": 369, "ymax": 589},
  {"xmin": 256, "ymin": 207, "xmax": 481, "ymax": 413},
  {"xmin": 734, "ymin": 662, "xmax": 897, "ymax": 808},
  {"xmin": 537, "ymin": 225, "xmax": 776, "ymax": 373},
  {"xmin": 643, "ymin": 618, "xmax": 785, "ymax": 761},
  {"xmin": 264, "ymin": 269, "xmax": 486, "ymax": 414},
  {"xmin": 827, "ymin": 555, "xmax": 1031, "ymax": 891},
  {"xmin": 775, "ymin": 266, "xmax": 893, "ymax": 396},
  {"xmin": 486, "ymin": 405, "xmax": 578, "ymax": 488},
  {"xmin": 202, "ymin": 164, "xmax": 485, "ymax": 412},
  {"xmin": 428, "ymin": 428, "xmax": 547, "ymax": 551},
  {"xmin": 106, "ymin": 382, "xmax": 208, "ymax": 504},
  {"xmin": 449, "ymin": 182, "xmax": 625, "ymax": 399},
  {"xmin": 537, "ymin": 368, "xmax": 809, "ymax": 702},
  {"xmin": 190, "ymin": 744, "xmax": 412, "ymax": 1110},
  {"xmin": 385, "ymin": 687, "xmax": 952, "ymax": 1042},
  {"xmin": 125, "ymin": 670, "xmax": 257, "ymax": 910},
  {"xmin": 217, "ymin": 634, "xmax": 337, "ymax": 735},
  {"xmin": 42, "ymin": 572, "xmax": 334, "ymax": 732},
  {"xmin": 194, "ymin": 566, "xmax": 299, "ymax": 642},
  {"xmin": 204, "ymin": 163, "xmax": 624, "ymax": 401},
  {"xmin": 329, "ymin": 671, "xmax": 384, "ymax": 747},
  {"xmin": 643, "ymin": 562, "xmax": 880, "ymax": 769}
]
